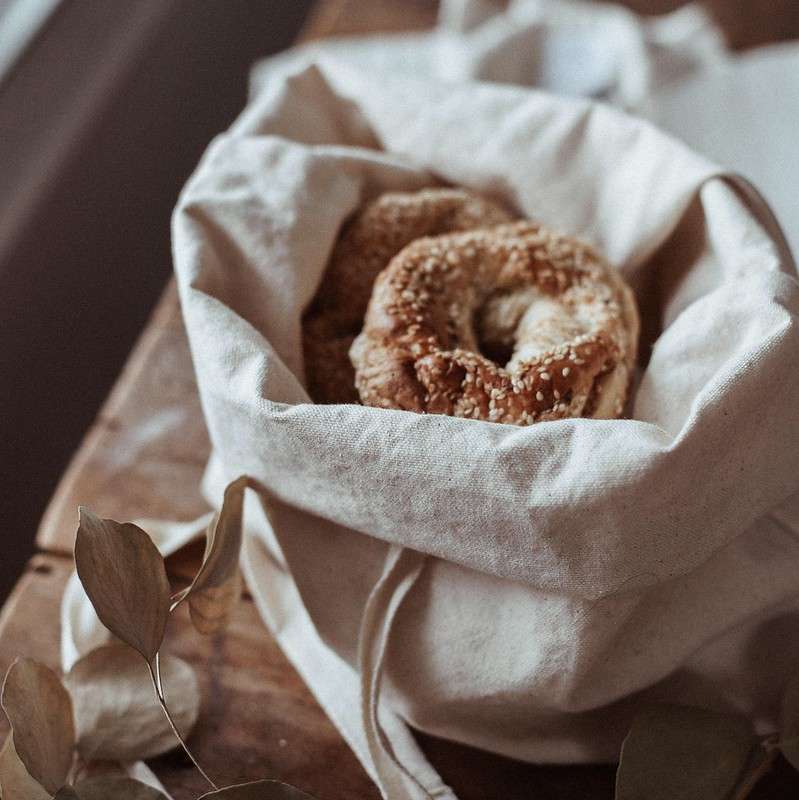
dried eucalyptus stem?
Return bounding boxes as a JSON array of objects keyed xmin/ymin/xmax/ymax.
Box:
[{"xmin": 148, "ymin": 655, "xmax": 217, "ymax": 790}]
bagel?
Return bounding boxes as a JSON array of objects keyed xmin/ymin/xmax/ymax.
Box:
[
  {"xmin": 350, "ymin": 222, "xmax": 639, "ymax": 425},
  {"xmin": 302, "ymin": 188, "xmax": 513, "ymax": 403}
]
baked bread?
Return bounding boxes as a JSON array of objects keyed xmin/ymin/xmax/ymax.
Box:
[
  {"xmin": 350, "ymin": 222, "xmax": 639, "ymax": 424},
  {"xmin": 302, "ymin": 188, "xmax": 513, "ymax": 403}
]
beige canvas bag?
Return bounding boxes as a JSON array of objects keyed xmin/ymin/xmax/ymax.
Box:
[
  {"xmin": 61, "ymin": 53, "xmax": 799, "ymax": 800},
  {"xmin": 164, "ymin": 57, "xmax": 799, "ymax": 799}
]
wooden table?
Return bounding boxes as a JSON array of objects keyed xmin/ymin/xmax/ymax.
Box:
[{"xmin": 3, "ymin": 1, "xmax": 799, "ymax": 798}]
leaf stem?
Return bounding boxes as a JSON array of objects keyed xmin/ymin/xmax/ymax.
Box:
[
  {"xmin": 169, "ymin": 587, "xmax": 190, "ymax": 613},
  {"xmin": 731, "ymin": 737, "xmax": 780, "ymax": 800},
  {"xmin": 148, "ymin": 655, "xmax": 217, "ymax": 790}
]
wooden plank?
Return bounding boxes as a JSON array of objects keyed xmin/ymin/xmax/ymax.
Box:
[
  {"xmin": 703, "ymin": 0, "xmax": 799, "ymax": 50},
  {"xmin": 300, "ymin": 0, "xmax": 799, "ymax": 48},
  {"xmin": 301, "ymin": 0, "xmax": 439, "ymax": 39}
]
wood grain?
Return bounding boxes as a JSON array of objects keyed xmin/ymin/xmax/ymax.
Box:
[{"xmin": 11, "ymin": 1, "xmax": 799, "ymax": 799}]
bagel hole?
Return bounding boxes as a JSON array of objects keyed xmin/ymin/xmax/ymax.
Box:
[
  {"xmin": 475, "ymin": 302, "xmax": 514, "ymax": 365},
  {"xmin": 477, "ymin": 333, "xmax": 515, "ymax": 367},
  {"xmin": 475, "ymin": 287, "xmax": 544, "ymax": 367}
]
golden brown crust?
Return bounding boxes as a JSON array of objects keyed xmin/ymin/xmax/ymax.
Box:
[
  {"xmin": 351, "ymin": 222, "xmax": 639, "ymax": 425},
  {"xmin": 302, "ymin": 188, "xmax": 513, "ymax": 403}
]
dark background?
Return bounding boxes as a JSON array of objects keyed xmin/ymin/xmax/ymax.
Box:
[{"xmin": 0, "ymin": 0, "xmax": 312, "ymax": 599}]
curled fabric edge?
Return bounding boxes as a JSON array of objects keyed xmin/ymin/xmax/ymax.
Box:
[{"xmin": 722, "ymin": 175, "xmax": 797, "ymax": 275}]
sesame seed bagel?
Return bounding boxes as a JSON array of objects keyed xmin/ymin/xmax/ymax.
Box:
[
  {"xmin": 303, "ymin": 189, "xmax": 513, "ymax": 404},
  {"xmin": 350, "ymin": 222, "xmax": 639, "ymax": 425}
]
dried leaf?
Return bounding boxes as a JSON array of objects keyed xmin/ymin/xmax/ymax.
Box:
[
  {"xmin": 0, "ymin": 735, "xmax": 50, "ymax": 800},
  {"xmin": 189, "ymin": 570, "xmax": 243, "ymax": 635},
  {"xmin": 199, "ymin": 780, "xmax": 318, "ymax": 799},
  {"xmin": 69, "ymin": 776, "xmax": 168, "ymax": 799},
  {"xmin": 64, "ymin": 644, "xmax": 199, "ymax": 761},
  {"xmin": 779, "ymin": 670, "xmax": 799, "ymax": 770},
  {"xmin": 615, "ymin": 704, "xmax": 756, "ymax": 800},
  {"xmin": 54, "ymin": 787, "xmax": 81, "ymax": 799},
  {"xmin": 75, "ymin": 508, "xmax": 170, "ymax": 663},
  {"xmin": 180, "ymin": 476, "xmax": 248, "ymax": 635},
  {"xmin": 1, "ymin": 658, "xmax": 75, "ymax": 793}
]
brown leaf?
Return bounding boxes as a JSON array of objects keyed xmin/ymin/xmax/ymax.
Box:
[
  {"xmin": 54, "ymin": 787, "xmax": 81, "ymax": 799},
  {"xmin": 199, "ymin": 780, "xmax": 318, "ymax": 799},
  {"xmin": 0, "ymin": 735, "xmax": 50, "ymax": 800},
  {"xmin": 1, "ymin": 658, "xmax": 75, "ymax": 794},
  {"xmin": 69, "ymin": 776, "xmax": 167, "ymax": 799},
  {"xmin": 64, "ymin": 644, "xmax": 199, "ymax": 761},
  {"xmin": 189, "ymin": 570, "xmax": 243, "ymax": 635},
  {"xmin": 179, "ymin": 476, "xmax": 248, "ymax": 635},
  {"xmin": 75, "ymin": 508, "xmax": 171, "ymax": 663}
]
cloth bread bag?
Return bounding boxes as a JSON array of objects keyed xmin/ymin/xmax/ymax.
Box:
[{"xmin": 166, "ymin": 58, "xmax": 799, "ymax": 800}]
